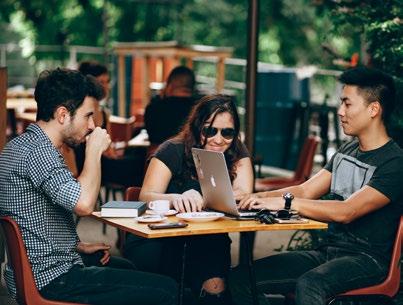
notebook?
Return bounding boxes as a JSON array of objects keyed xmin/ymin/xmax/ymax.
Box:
[{"xmin": 191, "ymin": 148, "xmax": 258, "ymax": 219}]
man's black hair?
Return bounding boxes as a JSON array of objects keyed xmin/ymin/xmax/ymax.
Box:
[
  {"xmin": 339, "ymin": 67, "xmax": 396, "ymax": 124},
  {"xmin": 34, "ymin": 68, "xmax": 98, "ymax": 121},
  {"xmin": 166, "ymin": 66, "xmax": 196, "ymax": 92},
  {"xmin": 87, "ymin": 75, "xmax": 106, "ymax": 101}
]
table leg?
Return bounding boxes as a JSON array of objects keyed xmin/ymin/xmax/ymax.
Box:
[
  {"xmin": 244, "ymin": 232, "xmax": 259, "ymax": 305},
  {"xmin": 178, "ymin": 240, "xmax": 187, "ymax": 305}
]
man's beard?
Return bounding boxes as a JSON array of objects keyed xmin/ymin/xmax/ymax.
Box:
[{"xmin": 64, "ymin": 136, "xmax": 82, "ymax": 149}]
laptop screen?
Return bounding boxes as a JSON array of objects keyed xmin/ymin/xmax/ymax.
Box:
[{"xmin": 191, "ymin": 148, "xmax": 256, "ymax": 218}]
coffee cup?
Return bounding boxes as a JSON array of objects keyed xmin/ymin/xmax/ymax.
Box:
[{"xmin": 148, "ymin": 200, "xmax": 170, "ymax": 214}]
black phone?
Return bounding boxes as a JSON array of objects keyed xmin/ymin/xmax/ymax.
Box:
[{"xmin": 148, "ymin": 222, "xmax": 188, "ymax": 230}]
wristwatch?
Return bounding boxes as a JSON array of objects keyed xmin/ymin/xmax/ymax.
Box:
[{"xmin": 283, "ymin": 192, "xmax": 294, "ymax": 210}]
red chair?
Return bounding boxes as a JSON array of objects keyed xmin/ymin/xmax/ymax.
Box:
[
  {"xmin": 108, "ymin": 115, "xmax": 136, "ymax": 146},
  {"xmin": 116, "ymin": 186, "xmax": 142, "ymax": 254},
  {"xmin": 255, "ymin": 136, "xmax": 319, "ymax": 192},
  {"xmin": 327, "ymin": 216, "xmax": 403, "ymax": 305},
  {"xmin": 0, "ymin": 216, "xmax": 84, "ymax": 305},
  {"xmin": 102, "ymin": 115, "xmax": 136, "ymax": 204}
]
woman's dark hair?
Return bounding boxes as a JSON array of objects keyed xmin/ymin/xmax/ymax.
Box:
[{"xmin": 176, "ymin": 94, "xmax": 244, "ymax": 182}]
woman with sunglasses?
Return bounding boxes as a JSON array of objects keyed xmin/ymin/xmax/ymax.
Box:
[{"xmin": 124, "ymin": 95, "xmax": 254, "ymax": 305}]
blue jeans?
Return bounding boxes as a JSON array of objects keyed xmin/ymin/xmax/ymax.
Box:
[
  {"xmin": 229, "ymin": 246, "xmax": 388, "ymax": 305},
  {"xmin": 40, "ymin": 263, "xmax": 178, "ymax": 305}
]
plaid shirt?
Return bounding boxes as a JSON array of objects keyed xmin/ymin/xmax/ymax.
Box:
[{"xmin": 0, "ymin": 124, "xmax": 83, "ymax": 297}]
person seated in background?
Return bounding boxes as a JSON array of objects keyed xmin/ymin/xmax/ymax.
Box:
[
  {"xmin": 76, "ymin": 61, "xmax": 145, "ymax": 187},
  {"xmin": 144, "ymin": 65, "xmax": 198, "ymax": 145},
  {"xmin": 0, "ymin": 68, "xmax": 178, "ymax": 305},
  {"xmin": 78, "ymin": 60, "xmax": 111, "ymax": 108},
  {"xmin": 124, "ymin": 95, "xmax": 254, "ymax": 305},
  {"xmin": 75, "ymin": 61, "xmax": 110, "ymax": 173},
  {"xmin": 230, "ymin": 67, "xmax": 403, "ymax": 305}
]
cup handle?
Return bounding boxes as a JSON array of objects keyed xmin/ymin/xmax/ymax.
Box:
[{"xmin": 148, "ymin": 202, "xmax": 154, "ymax": 209}]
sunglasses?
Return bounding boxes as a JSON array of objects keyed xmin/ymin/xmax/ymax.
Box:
[{"xmin": 201, "ymin": 126, "xmax": 236, "ymax": 140}]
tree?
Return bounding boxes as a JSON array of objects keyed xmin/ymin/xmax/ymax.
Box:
[{"xmin": 320, "ymin": 0, "xmax": 402, "ymax": 146}]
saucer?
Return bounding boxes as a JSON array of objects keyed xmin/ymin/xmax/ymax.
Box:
[
  {"xmin": 145, "ymin": 209, "xmax": 178, "ymax": 216},
  {"xmin": 136, "ymin": 215, "xmax": 167, "ymax": 223},
  {"xmin": 176, "ymin": 212, "xmax": 224, "ymax": 222}
]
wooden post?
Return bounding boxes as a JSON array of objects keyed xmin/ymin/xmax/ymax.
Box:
[
  {"xmin": 186, "ymin": 57, "xmax": 193, "ymax": 69},
  {"xmin": 216, "ymin": 57, "xmax": 225, "ymax": 93},
  {"xmin": 142, "ymin": 56, "xmax": 150, "ymax": 109},
  {"xmin": 117, "ymin": 54, "xmax": 126, "ymax": 117},
  {"xmin": 0, "ymin": 67, "xmax": 6, "ymax": 151}
]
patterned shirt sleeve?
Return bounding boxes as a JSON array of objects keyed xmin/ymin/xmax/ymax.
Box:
[{"xmin": 25, "ymin": 144, "xmax": 81, "ymax": 212}]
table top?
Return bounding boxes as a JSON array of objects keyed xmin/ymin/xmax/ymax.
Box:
[
  {"xmin": 6, "ymin": 98, "xmax": 37, "ymax": 110},
  {"xmin": 15, "ymin": 112, "xmax": 36, "ymax": 122},
  {"xmin": 91, "ymin": 212, "xmax": 327, "ymax": 238}
]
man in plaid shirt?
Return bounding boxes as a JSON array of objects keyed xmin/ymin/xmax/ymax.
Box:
[{"xmin": 0, "ymin": 68, "xmax": 177, "ymax": 305}]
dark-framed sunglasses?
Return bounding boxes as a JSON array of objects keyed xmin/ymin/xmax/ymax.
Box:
[{"xmin": 201, "ymin": 126, "xmax": 236, "ymax": 140}]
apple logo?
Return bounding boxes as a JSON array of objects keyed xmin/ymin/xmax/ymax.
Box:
[{"xmin": 210, "ymin": 175, "xmax": 217, "ymax": 187}]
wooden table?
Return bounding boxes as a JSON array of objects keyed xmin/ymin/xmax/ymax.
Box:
[
  {"xmin": 6, "ymin": 98, "xmax": 37, "ymax": 110},
  {"xmin": 91, "ymin": 212, "xmax": 326, "ymax": 238},
  {"xmin": 91, "ymin": 212, "xmax": 327, "ymax": 305}
]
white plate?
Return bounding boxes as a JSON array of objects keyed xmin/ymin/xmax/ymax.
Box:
[
  {"xmin": 176, "ymin": 212, "xmax": 224, "ymax": 222},
  {"xmin": 136, "ymin": 215, "xmax": 167, "ymax": 223},
  {"xmin": 145, "ymin": 209, "xmax": 178, "ymax": 216}
]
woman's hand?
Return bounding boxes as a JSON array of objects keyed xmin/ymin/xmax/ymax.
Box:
[
  {"xmin": 76, "ymin": 242, "xmax": 111, "ymax": 265},
  {"xmin": 172, "ymin": 189, "xmax": 204, "ymax": 213}
]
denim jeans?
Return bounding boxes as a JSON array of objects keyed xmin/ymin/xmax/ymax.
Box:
[
  {"xmin": 124, "ymin": 233, "xmax": 232, "ymax": 294},
  {"xmin": 40, "ymin": 263, "xmax": 178, "ymax": 305},
  {"xmin": 229, "ymin": 246, "xmax": 388, "ymax": 305}
]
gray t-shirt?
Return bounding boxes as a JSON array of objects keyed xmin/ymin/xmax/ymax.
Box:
[{"xmin": 323, "ymin": 139, "xmax": 403, "ymax": 263}]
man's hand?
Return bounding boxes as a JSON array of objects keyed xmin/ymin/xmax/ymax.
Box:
[
  {"xmin": 237, "ymin": 193, "xmax": 260, "ymax": 209},
  {"xmin": 86, "ymin": 127, "xmax": 111, "ymax": 157},
  {"xmin": 76, "ymin": 242, "xmax": 111, "ymax": 265},
  {"xmin": 172, "ymin": 189, "xmax": 204, "ymax": 213},
  {"xmin": 238, "ymin": 196, "xmax": 284, "ymax": 211}
]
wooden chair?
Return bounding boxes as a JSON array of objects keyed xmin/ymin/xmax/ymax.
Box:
[
  {"xmin": 327, "ymin": 216, "xmax": 403, "ymax": 305},
  {"xmin": 102, "ymin": 115, "xmax": 136, "ymax": 204},
  {"xmin": 109, "ymin": 115, "xmax": 136, "ymax": 144},
  {"xmin": 255, "ymin": 136, "xmax": 319, "ymax": 192},
  {"xmin": 0, "ymin": 216, "xmax": 85, "ymax": 305},
  {"xmin": 116, "ymin": 186, "xmax": 142, "ymax": 254}
]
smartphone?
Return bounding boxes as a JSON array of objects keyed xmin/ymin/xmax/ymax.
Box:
[
  {"xmin": 148, "ymin": 222, "xmax": 188, "ymax": 230},
  {"xmin": 274, "ymin": 218, "xmax": 309, "ymax": 224}
]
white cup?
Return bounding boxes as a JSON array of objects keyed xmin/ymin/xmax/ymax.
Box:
[{"xmin": 148, "ymin": 200, "xmax": 170, "ymax": 214}]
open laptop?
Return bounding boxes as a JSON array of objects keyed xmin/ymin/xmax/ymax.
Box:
[{"xmin": 191, "ymin": 148, "xmax": 258, "ymax": 219}]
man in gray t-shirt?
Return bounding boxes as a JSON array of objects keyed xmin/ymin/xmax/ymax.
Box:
[{"xmin": 231, "ymin": 67, "xmax": 403, "ymax": 305}]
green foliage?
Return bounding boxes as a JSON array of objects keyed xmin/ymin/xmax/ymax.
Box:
[
  {"xmin": 323, "ymin": 0, "xmax": 402, "ymax": 77},
  {"xmin": 321, "ymin": 0, "xmax": 403, "ymax": 144}
]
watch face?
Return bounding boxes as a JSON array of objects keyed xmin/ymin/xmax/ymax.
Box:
[{"xmin": 283, "ymin": 192, "xmax": 294, "ymax": 200}]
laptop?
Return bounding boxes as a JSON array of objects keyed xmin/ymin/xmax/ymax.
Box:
[{"xmin": 191, "ymin": 148, "xmax": 258, "ymax": 219}]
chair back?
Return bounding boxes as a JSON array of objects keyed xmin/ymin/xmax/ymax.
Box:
[
  {"xmin": 293, "ymin": 136, "xmax": 319, "ymax": 181},
  {"xmin": 118, "ymin": 186, "xmax": 142, "ymax": 254},
  {"xmin": 0, "ymin": 216, "xmax": 84, "ymax": 305},
  {"xmin": 125, "ymin": 186, "xmax": 142, "ymax": 201},
  {"xmin": 341, "ymin": 216, "xmax": 403, "ymax": 298},
  {"xmin": 109, "ymin": 115, "xmax": 135, "ymax": 143}
]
